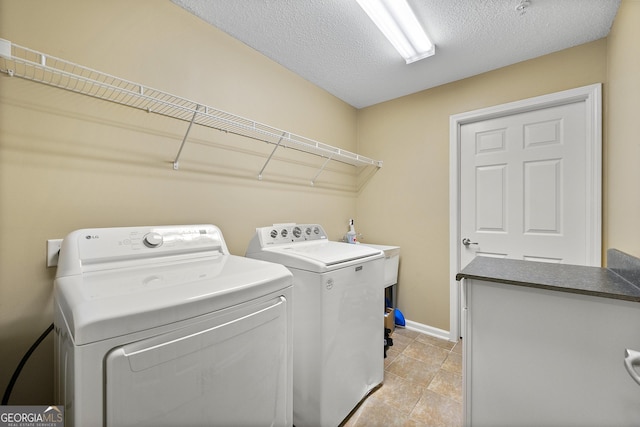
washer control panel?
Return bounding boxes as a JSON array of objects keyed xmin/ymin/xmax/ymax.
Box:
[{"xmin": 257, "ymin": 223, "xmax": 327, "ymax": 246}]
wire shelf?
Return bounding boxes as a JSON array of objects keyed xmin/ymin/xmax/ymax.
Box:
[{"xmin": 0, "ymin": 39, "xmax": 383, "ymax": 177}]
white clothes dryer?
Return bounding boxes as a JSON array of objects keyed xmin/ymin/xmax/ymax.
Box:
[
  {"xmin": 54, "ymin": 224, "xmax": 293, "ymax": 427},
  {"xmin": 246, "ymin": 223, "xmax": 385, "ymax": 427}
]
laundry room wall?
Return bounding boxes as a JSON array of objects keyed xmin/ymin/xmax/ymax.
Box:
[
  {"xmin": 356, "ymin": 39, "xmax": 609, "ymax": 332},
  {"xmin": 605, "ymin": 0, "xmax": 640, "ymax": 260},
  {"xmin": 0, "ymin": 0, "xmax": 365, "ymax": 404}
]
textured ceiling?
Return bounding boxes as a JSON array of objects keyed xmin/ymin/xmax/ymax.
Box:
[{"xmin": 172, "ymin": 0, "xmax": 620, "ymax": 108}]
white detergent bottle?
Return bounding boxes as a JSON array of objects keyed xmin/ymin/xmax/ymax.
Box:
[{"xmin": 346, "ymin": 219, "xmax": 357, "ymax": 243}]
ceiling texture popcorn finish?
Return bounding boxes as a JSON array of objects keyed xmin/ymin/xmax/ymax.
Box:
[{"xmin": 172, "ymin": 0, "xmax": 620, "ymax": 108}]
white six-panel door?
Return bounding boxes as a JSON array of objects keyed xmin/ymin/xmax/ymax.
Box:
[
  {"xmin": 460, "ymin": 101, "xmax": 588, "ymax": 267},
  {"xmin": 449, "ymin": 84, "xmax": 602, "ymax": 341}
]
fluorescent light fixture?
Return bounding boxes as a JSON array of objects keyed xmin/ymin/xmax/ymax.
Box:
[{"xmin": 356, "ymin": 0, "xmax": 435, "ymax": 64}]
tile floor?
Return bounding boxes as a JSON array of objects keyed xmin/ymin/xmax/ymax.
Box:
[{"xmin": 342, "ymin": 328, "xmax": 463, "ymax": 427}]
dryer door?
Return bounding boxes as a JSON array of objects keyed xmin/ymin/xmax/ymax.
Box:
[{"xmin": 104, "ymin": 294, "xmax": 290, "ymax": 427}]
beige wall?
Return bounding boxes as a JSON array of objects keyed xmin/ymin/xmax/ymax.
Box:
[
  {"xmin": 2, "ymin": 0, "xmax": 638, "ymax": 406},
  {"xmin": 356, "ymin": 41, "xmax": 608, "ymax": 331},
  {"xmin": 0, "ymin": 0, "xmax": 360, "ymax": 404},
  {"xmin": 356, "ymin": 0, "xmax": 640, "ymax": 332},
  {"xmin": 605, "ymin": 0, "xmax": 640, "ymax": 258}
]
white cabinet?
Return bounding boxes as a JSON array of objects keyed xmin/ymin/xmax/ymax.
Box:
[{"xmin": 463, "ymin": 279, "xmax": 640, "ymax": 427}]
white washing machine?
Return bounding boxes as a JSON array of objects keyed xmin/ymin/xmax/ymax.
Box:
[
  {"xmin": 246, "ymin": 223, "xmax": 385, "ymax": 427},
  {"xmin": 54, "ymin": 224, "xmax": 293, "ymax": 427}
]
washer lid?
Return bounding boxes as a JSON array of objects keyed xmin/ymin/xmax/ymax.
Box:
[
  {"xmin": 256, "ymin": 241, "xmax": 383, "ymax": 272},
  {"xmin": 54, "ymin": 255, "xmax": 292, "ymax": 345}
]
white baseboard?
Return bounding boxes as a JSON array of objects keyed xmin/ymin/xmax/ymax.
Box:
[{"xmin": 402, "ymin": 319, "xmax": 454, "ymax": 342}]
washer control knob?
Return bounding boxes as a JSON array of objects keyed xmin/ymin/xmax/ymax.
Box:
[{"xmin": 143, "ymin": 232, "xmax": 163, "ymax": 248}]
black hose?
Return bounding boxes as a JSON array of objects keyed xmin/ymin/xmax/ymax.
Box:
[{"xmin": 1, "ymin": 323, "xmax": 54, "ymax": 405}]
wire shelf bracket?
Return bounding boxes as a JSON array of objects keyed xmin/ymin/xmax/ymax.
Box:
[
  {"xmin": 0, "ymin": 39, "xmax": 383, "ymax": 182},
  {"xmin": 311, "ymin": 155, "xmax": 333, "ymax": 186},
  {"xmin": 258, "ymin": 131, "xmax": 287, "ymax": 181},
  {"xmin": 173, "ymin": 104, "xmax": 201, "ymax": 170}
]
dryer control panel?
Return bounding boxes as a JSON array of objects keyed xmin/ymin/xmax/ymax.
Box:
[
  {"xmin": 253, "ymin": 223, "xmax": 328, "ymax": 247},
  {"xmin": 57, "ymin": 224, "xmax": 228, "ymax": 276}
]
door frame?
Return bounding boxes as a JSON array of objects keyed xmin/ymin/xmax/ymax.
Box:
[{"xmin": 448, "ymin": 83, "xmax": 602, "ymax": 341}]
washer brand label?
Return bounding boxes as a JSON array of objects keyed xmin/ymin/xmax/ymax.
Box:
[
  {"xmin": 355, "ymin": 266, "xmax": 363, "ymax": 272},
  {"xmin": 0, "ymin": 406, "xmax": 64, "ymax": 427}
]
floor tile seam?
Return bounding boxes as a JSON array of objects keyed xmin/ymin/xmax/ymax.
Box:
[
  {"xmin": 407, "ymin": 412, "xmax": 449, "ymax": 427},
  {"xmin": 398, "ymin": 349, "xmax": 449, "ymax": 369},
  {"xmin": 409, "ymin": 389, "xmax": 463, "ymax": 424},
  {"xmin": 410, "ymin": 339, "xmax": 455, "ymax": 353},
  {"xmin": 404, "ymin": 338, "xmax": 455, "ymax": 355},
  {"xmin": 389, "ymin": 346, "xmax": 409, "ymax": 355},
  {"xmin": 415, "ymin": 339, "xmax": 457, "ymax": 352},
  {"xmin": 391, "ymin": 329, "xmax": 418, "ymax": 337},
  {"xmin": 389, "ymin": 336, "xmax": 417, "ymax": 351},
  {"xmin": 440, "ymin": 366, "xmax": 463, "ymax": 376},
  {"xmin": 441, "ymin": 354, "xmax": 463, "ymax": 374},
  {"xmin": 434, "ymin": 367, "xmax": 463, "ymax": 380},
  {"xmin": 382, "ymin": 368, "xmax": 443, "ymax": 409},
  {"xmin": 426, "ymin": 374, "xmax": 463, "ymax": 404},
  {"xmin": 386, "ymin": 399, "xmax": 421, "ymax": 423},
  {"xmin": 426, "ymin": 387, "xmax": 463, "ymax": 405},
  {"xmin": 407, "ymin": 392, "xmax": 442, "ymax": 426},
  {"xmin": 389, "ymin": 341, "xmax": 413, "ymax": 348},
  {"xmin": 384, "ymin": 352, "xmax": 401, "ymax": 365},
  {"xmin": 383, "ymin": 367, "xmax": 433, "ymax": 392},
  {"xmin": 363, "ymin": 390, "xmax": 417, "ymax": 425},
  {"xmin": 387, "ymin": 365, "xmax": 439, "ymax": 392},
  {"xmin": 395, "ymin": 383, "xmax": 424, "ymax": 422}
]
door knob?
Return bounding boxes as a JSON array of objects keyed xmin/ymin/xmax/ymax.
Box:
[{"xmin": 462, "ymin": 238, "xmax": 478, "ymax": 246}]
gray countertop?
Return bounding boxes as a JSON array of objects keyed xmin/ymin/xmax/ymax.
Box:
[{"xmin": 456, "ymin": 249, "xmax": 640, "ymax": 303}]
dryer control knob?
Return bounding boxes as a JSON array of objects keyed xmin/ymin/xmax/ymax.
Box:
[{"xmin": 143, "ymin": 232, "xmax": 163, "ymax": 248}]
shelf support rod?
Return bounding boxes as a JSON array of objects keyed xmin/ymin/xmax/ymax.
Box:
[
  {"xmin": 173, "ymin": 105, "xmax": 200, "ymax": 170},
  {"xmin": 310, "ymin": 155, "xmax": 333, "ymax": 186},
  {"xmin": 258, "ymin": 132, "xmax": 287, "ymax": 180}
]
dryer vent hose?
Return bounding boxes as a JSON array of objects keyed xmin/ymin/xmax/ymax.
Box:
[{"xmin": 1, "ymin": 323, "xmax": 54, "ymax": 405}]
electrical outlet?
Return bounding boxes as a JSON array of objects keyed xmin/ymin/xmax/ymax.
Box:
[{"xmin": 47, "ymin": 239, "xmax": 63, "ymax": 268}]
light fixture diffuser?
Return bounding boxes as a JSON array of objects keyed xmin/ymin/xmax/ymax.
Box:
[{"xmin": 356, "ymin": 0, "xmax": 435, "ymax": 64}]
